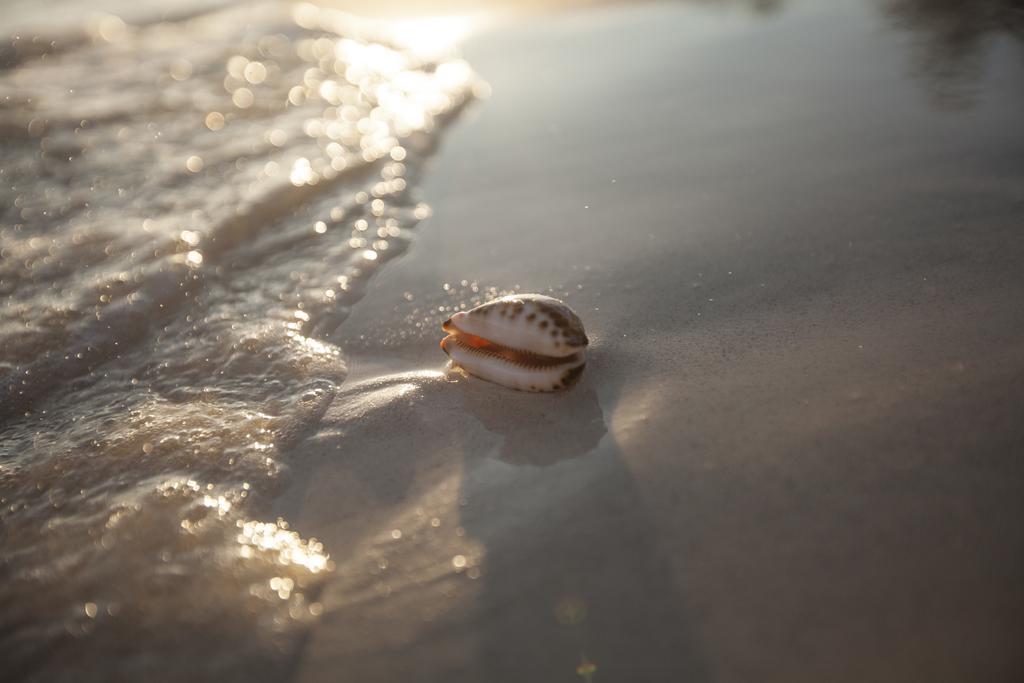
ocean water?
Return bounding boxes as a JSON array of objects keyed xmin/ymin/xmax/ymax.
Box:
[{"xmin": 0, "ymin": 3, "xmax": 483, "ymax": 679}]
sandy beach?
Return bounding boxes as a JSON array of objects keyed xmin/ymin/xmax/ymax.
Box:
[
  {"xmin": 282, "ymin": 1, "xmax": 1024, "ymax": 680},
  {"xmin": 2, "ymin": 0, "xmax": 1023, "ymax": 680}
]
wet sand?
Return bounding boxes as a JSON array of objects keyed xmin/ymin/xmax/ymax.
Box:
[
  {"xmin": 275, "ymin": 1, "xmax": 1024, "ymax": 681},
  {"xmin": 2, "ymin": 0, "xmax": 1022, "ymax": 680}
]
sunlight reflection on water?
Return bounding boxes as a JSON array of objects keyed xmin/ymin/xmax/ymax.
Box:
[{"xmin": 0, "ymin": 2, "xmax": 483, "ymax": 678}]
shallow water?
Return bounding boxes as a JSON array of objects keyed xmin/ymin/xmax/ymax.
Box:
[
  {"xmin": 1, "ymin": 3, "xmax": 482, "ymax": 678},
  {"xmin": 2, "ymin": 0, "xmax": 1024, "ymax": 681}
]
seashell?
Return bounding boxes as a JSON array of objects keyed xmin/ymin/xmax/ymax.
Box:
[{"xmin": 440, "ymin": 293, "xmax": 588, "ymax": 392}]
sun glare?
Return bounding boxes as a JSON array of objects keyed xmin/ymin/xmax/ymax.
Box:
[{"xmin": 390, "ymin": 15, "xmax": 483, "ymax": 59}]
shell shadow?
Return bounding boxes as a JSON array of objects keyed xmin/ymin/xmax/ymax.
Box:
[{"xmin": 449, "ymin": 370, "xmax": 608, "ymax": 467}]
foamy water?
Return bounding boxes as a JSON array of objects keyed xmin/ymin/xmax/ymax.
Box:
[{"xmin": 0, "ymin": 3, "xmax": 484, "ymax": 678}]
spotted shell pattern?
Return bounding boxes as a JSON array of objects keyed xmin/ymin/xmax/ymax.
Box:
[{"xmin": 441, "ymin": 294, "xmax": 588, "ymax": 392}]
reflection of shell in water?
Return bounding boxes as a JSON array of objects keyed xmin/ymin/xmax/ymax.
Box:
[{"xmin": 440, "ymin": 294, "xmax": 588, "ymax": 392}]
